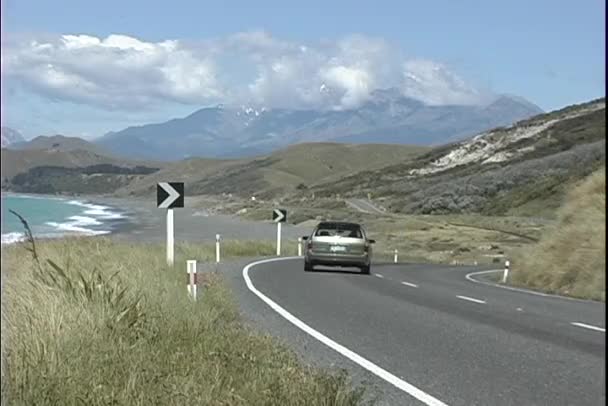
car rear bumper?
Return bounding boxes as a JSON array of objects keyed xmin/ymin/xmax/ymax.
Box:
[{"xmin": 306, "ymin": 252, "xmax": 370, "ymax": 266}]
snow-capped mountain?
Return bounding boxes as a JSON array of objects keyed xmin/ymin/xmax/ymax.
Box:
[
  {"xmin": 1, "ymin": 127, "xmax": 25, "ymax": 148},
  {"xmin": 96, "ymin": 88, "xmax": 544, "ymax": 160}
]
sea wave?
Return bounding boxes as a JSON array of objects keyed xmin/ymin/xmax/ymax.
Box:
[
  {"xmin": 67, "ymin": 200, "xmax": 125, "ymax": 220},
  {"xmin": 2, "ymin": 193, "xmax": 66, "ymax": 201},
  {"xmin": 2, "ymin": 196, "xmax": 125, "ymax": 243},
  {"xmin": 1, "ymin": 232, "xmax": 26, "ymax": 245},
  {"xmin": 46, "ymin": 214, "xmax": 110, "ymax": 236}
]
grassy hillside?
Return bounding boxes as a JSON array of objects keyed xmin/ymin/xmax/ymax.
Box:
[
  {"xmin": 1, "ymin": 236, "xmax": 368, "ymax": 405},
  {"xmin": 116, "ymin": 142, "xmax": 429, "ymax": 198},
  {"xmin": 11, "ymin": 135, "xmax": 112, "ymax": 155},
  {"xmin": 510, "ymin": 168, "xmax": 605, "ymax": 301},
  {"xmin": 1, "ymin": 148, "xmax": 167, "ymax": 194},
  {"xmin": 300, "ymin": 99, "xmax": 605, "ymax": 218}
]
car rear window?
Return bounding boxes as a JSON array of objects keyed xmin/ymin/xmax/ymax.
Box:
[{"xmin": 315, "ymin": 224, "xmax": 362, "ymax": 238}]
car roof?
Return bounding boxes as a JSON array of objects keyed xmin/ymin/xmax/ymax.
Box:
[{"xmin": 316, "ymin": 221, "xmax": 362, "ymax": 228}]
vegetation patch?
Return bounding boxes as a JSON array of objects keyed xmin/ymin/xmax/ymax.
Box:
[
  {"xmin": 510, "ymin": 168, "xmax": 606, "ymax": 301},
  {"xmin": 1, "ymin": 227, "xmax": 369, "ymax": 405}
]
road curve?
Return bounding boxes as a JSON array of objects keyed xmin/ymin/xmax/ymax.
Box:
[
  {"xmin": 346, "ymin": 198, "xmax": 386, "ymax": 215},
  {"xmin": 244, "ymin": 258, "xmax": 605, "ymax": 406}
]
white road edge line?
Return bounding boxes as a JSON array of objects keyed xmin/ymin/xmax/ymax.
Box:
[
  {"xmin": 401, "ymin": 281, "xmax": 419, "ymax": 288},
  {"xmin": 374, "ymin": 273, "xmax": 384, "ymax": 278},
  {"xmin": 571, "ymin": 322, "xmax": 606, "ymax": 333},
  {"xmin": 456, "ymin": 295, "xmax": 486, "ymax": 304},
  {"xmin": 465, "ymin": 270, "xmax": 599, "ymax": 303},
  {"xmin": 243, "ymin": 257, "xmax": 449, "ymax": 406}
]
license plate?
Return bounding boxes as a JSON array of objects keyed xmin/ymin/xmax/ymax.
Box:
[{"xmin": 330, "ymin": 245, "xmax": 346, "ymax": 252}]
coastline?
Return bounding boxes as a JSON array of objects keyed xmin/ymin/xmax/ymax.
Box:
[
  {"xmin": 1, "ymin": 193, "xmax": 134, "ymax": 245},
  {"xmin": 2, "ymin": 192, "xmax": 309, "ymax": 246}
]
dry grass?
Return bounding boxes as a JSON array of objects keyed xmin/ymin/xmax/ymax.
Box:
[
  {"xmin": 510, "ymin": 168, "xmax": 606, "ymax": 301},
  {"xmin": 1, "ymin": 236, "xmax": 369, "ymax": 405}
]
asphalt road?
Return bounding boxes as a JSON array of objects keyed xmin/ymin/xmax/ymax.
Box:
[
  {"xmin": 346, "ymin": 198, "xmax": 386, "ymax": 215},
  {"xmin": 240, "ymin": 258, "xmax": 605, "ymax": 406}
]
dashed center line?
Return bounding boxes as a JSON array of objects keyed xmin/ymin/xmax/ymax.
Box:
[
  {"xmin": 374, "ymin": 273, "xmax": 384, "ymax": 279},
  {"xmin": 571, "ymin": 322, "xmax": 605, "ymax": 333},
  {"xmin": 401, "ymin": 281, "xmax": 419, "ymax": 288},
  {"xmin": 456, "ymin": 295, "xmax": 486, "ymax": 304}
]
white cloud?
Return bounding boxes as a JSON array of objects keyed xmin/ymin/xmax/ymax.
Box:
[
  {"xmin": 401, "ymin": 59, "xmax": 489, "ymax": 105},
  {"xmin": 1, "ymin": 31, "xmax": 492, "ymax": 111}
]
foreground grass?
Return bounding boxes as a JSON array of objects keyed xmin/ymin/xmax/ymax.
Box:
[
  {"xmin": 511, "ymin": 168, "xmax": 606, "ymax": 301},
  {"xmin": 1, "ymin": 237, "xmax": 369, "ymax": 405}
]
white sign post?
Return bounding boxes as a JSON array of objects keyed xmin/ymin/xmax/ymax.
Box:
[
  {"xmin": 276, "ymin": 222, "xmax": 282, "ymax": 256},
  {"xmin": 216, "ymin": 234, "xmax": 221, "ymax": 263},
  {"xmin": 298, "ymin": 237, "xmax": 302, "ymax": 256},
  {"xmin": 157, "ymin": 182, "xmax": 184, "ymax": 267},
  {"xmin": 272, "ymin": 209, "xmax": 287, "ymax": 257},
  {"xmin": 187, "ymin": 260, "xmax": 197, "ymax": 300},
  {"xmin": 167, "ymin": 209, "xmax": 174, "ymax": 266},
  {"xmin": 394, "ymin": 249, "xmax": 398, "ymax": 263},
  {"xmin": 502, "ymin": 260, "xmax": 510, "ymax": 283}
]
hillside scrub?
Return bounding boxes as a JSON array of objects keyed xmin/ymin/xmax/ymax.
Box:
[
  {"xmin": 510, "ymin": 168, "xmax": 606, "ymax": 301},
  {"xmin": 1, "ymin": 236, "xmax": 368, "ymax": 405}
]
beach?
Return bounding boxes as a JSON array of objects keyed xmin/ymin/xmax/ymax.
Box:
[{"xmin": 2, "ymin": 193, "xmax": 310, "ymax": 245}]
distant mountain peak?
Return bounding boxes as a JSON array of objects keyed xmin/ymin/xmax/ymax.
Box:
[
  {"xmin": 1, "ymin": 126, "xmax": 26, "ymax": 148},
  {"xmin": 368, "ymin": 87, "xmax": 426, "ymax": 107},
  {"xmin": 486, "ymin": 94, "xmax": 544, "ymax": 114}
]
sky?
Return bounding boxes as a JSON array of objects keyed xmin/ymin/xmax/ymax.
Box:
[{"xmin": 0, "ymin": 0, "xmax": 605, "ymax": 140}]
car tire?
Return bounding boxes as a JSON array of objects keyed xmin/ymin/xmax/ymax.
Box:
[
  {"xmin": 361, "ymin": 264, "xmax": 371, "ymax": 275},
  {"xmin": 304, "ymin": 260, "xmax": 314, "ymax": 272}
]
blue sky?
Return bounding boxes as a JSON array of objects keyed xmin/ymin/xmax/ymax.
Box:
[{"xmin": 1, "ymin": 0, "xmax": 605, "ymax": 139}]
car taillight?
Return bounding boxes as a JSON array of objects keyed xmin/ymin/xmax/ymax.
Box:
[{"xmin": 307, "ymin": 241, "xmax": 313, "ymax": 251}]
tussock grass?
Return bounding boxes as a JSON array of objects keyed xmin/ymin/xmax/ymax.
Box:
[
  {"xmin": 1, "ymin": 235, "xmax": 368, "ymax": 405},
  {"xmin": 511, "ymin": 168, "xmax": 606, "ymax": 301}
]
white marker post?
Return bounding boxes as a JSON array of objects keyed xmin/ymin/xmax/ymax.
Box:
[
  {"xmin": 276, "ymin": 222, "xmax": 282, "ymax": 256},
  {"xmin": 394, "ymin": 249, "xmax": 398, "ymax": 263},
  {"xmin": 502, "ymin": 260, "xmax": 510, "ymax": 283},
  {"xmin": 187, "ymin": 260, "xmax": 197, "ymax": 300},
  {"xmin": 216, "ymin": 234, "xmax": 221, "ymax": 263},
  {"xmin": 167, "ymin": 209, "xmax": 174, "ymax": 266},
  {"xmin": 298, "ymin": 237, "xmax": 302, "ymax": 256}
]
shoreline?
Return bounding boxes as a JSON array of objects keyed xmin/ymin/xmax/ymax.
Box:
[
  {"xmin": 1, "ymin": 193, "xmax": 136, "ymax": 245},
  {"xmin": 3, "ymin": 192, "xmax": 309, "ymax": 245}
]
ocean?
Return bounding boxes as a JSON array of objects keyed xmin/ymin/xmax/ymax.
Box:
[{"xmin": 1, "ymin": 194, "xmax": 126, "ymax": 244}]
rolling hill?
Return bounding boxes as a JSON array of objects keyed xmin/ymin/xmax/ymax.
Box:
[
  {"xmin": 96, "ymin": 89, "xmax": 542, "ymax": 160},
  {"xmin": 1, "ymin": 147, "xmax": 166, "ymax": 194},
  {"xmin": 114, "ymin": 143, "xmax": 430, "ymax": 198},
  {"xmin": 298, "ymin": 98, "xmax": 605, "ymax": 217},
  {"xmin": 10, "ymin": 134, "xmax": 113, "ymax": 156}
]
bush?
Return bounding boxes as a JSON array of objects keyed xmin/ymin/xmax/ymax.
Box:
[{"xmin": 510, "ymin": 168, "xmax": 606, "ymax": 300}]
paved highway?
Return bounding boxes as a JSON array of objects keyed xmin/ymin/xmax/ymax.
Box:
[
  {"xmin": 241, "ymin": 258, "xmax": 605, "ymax": 406},
  {"xmin": 346, "ymin": 198, "xmax": 386, "ymax": 215}
]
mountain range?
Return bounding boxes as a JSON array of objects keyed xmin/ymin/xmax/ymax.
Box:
[{"xmin": 95, "ymin": 89, "xmax": 543, "ymax": 160}]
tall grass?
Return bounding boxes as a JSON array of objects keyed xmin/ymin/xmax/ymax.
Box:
[
  {"xmin": 1, "ymin": 234, "xmax": 368, "ymax": 405},
  {"xmin": 511, "ymin": 168, "xmax": 606, "ymax": 301}
]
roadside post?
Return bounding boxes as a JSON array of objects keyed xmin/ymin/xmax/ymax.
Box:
[
  {"xmin": 273, "ymin": 209, "xmax": 287, "ymax": 256},
  {"xmin": 157, "ymin": 182, "xmax": 185, "ymax": 266},
  {"xmin": 502, "ymin": 260, "xmax": 510, "ymax": 283},
  {"xmin": 216, "ymin": 234, "xmax": 221, "ymax": 263},
  {"xmin": 298, "ymin": 237, "xmax": 302, "ymax": 256},
  {"xmin": 187, "ymin": 260, "xmax": 197, "ymax": 300},
  {"xmin": 394, "ymin": 249, "xmax": 398, "ymax": 263}
]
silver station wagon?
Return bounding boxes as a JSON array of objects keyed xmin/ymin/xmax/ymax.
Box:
[{"xmin": 302, "ymin": 221, "xmax": 375, "ymax": 274}]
